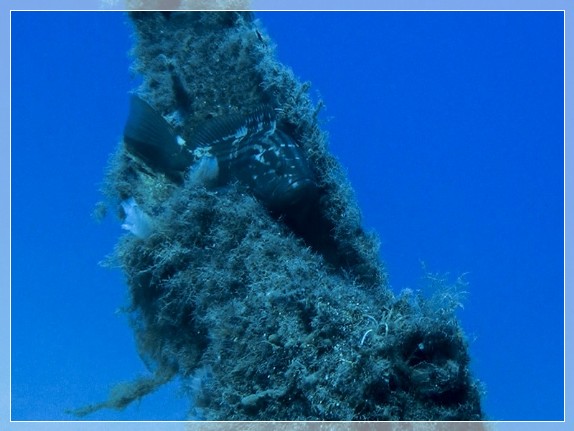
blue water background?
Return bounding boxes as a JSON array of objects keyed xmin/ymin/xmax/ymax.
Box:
[{"xmin": 11, "ymin": 11, "xmax": 564, "ymax": 421}]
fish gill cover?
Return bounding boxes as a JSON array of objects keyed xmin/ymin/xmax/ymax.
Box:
[{"xmin": 82, "ymin": 11, "xmax": 483, "ymax": 420}]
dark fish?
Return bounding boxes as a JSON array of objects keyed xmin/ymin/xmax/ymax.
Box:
[
  {"xmin": 190, "ymin": 108, "xmax": 318, "ymax": 211},
  {"xmin": 123, "ymin": 96, "xmax": 318, "ymax": 212},
  {"xmin": 124, "ymin": 96, "xmax": 353, "ymax": 273}
]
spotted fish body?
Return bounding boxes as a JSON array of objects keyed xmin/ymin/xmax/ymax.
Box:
[
  {"xmin": 191, "ymin": 108, "xmax": 317, "ymax": 211},
  {"xmin": 123, "ymin": 96, "xmax": 318, "ymax": 212}
]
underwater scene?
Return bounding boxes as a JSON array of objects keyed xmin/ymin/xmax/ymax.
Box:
[{"xmin": 11, "ymin": 10, "xmax": 563, "ymax": 421}]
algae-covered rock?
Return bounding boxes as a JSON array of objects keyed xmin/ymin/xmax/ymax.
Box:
[{"xmin": 90, "ymin": 11, "xmax": 483, "ymax": 420}]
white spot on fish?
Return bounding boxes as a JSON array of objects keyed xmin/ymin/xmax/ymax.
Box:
[
  {"xmin": 264, "ymin": 120, "xmax": 276, "ymax": 138},
  {"xmin": 233, "ymin": 126, "xmax": 248, "ymax": 142}
]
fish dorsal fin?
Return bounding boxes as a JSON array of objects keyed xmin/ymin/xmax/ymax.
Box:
[
  {"xmin": 124, "ymin": 95, "xmax": 193, "ymax": 179},
  {"xmin": 190, "ymin": 107, "xmax": 277, "ymax": 149}
]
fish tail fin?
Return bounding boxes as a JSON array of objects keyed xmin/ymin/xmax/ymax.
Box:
[{"xmin": 123, "ymin": 95, "xmax": 192, "ymax": 180}]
